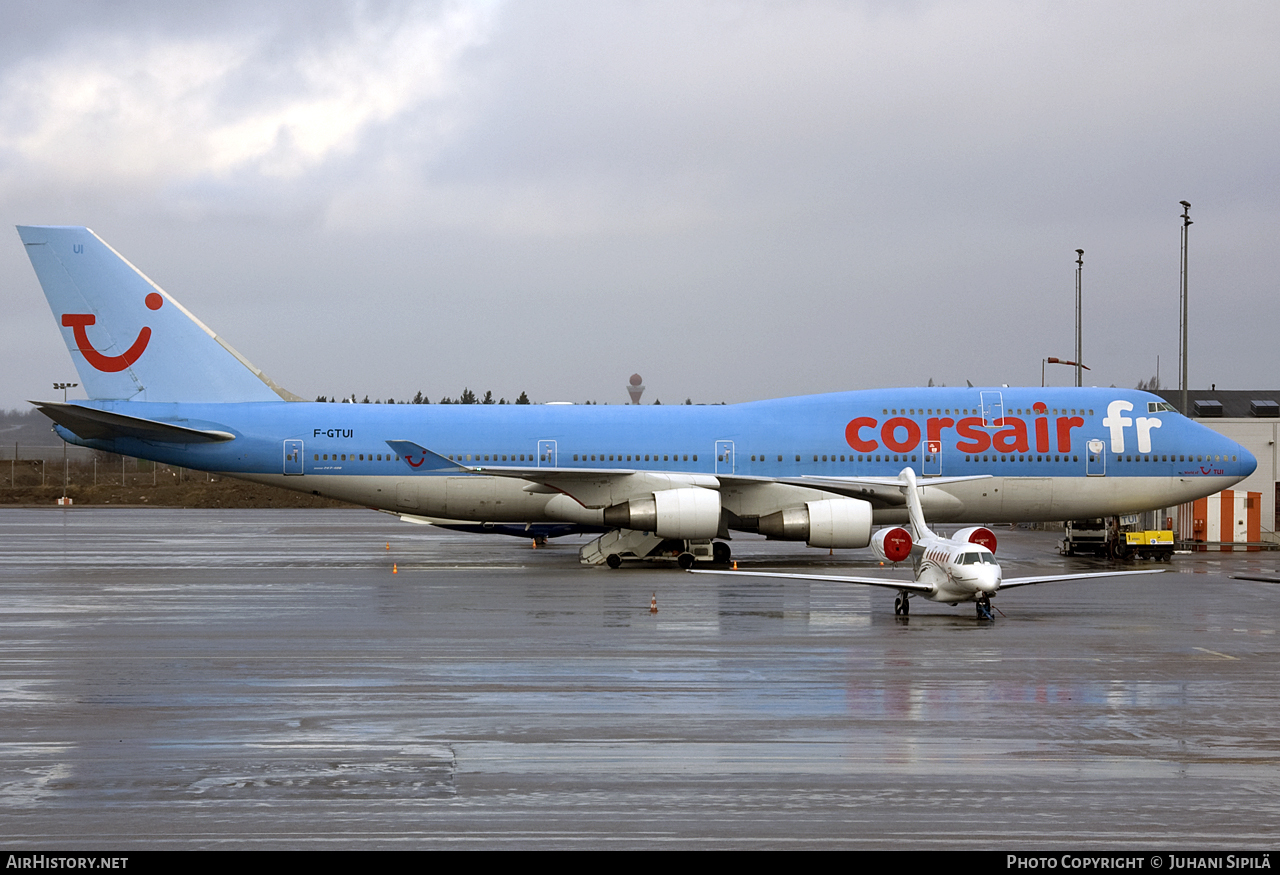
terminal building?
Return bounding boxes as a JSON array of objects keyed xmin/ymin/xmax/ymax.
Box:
[{"xmin": 1155, "ymin": 389, "xmax": 1280, "ymax": 547}]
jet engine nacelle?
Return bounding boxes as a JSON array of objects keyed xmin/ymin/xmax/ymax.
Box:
[
  {"xmin": 871, "ymin": 526, "xmax": 913, "ymax": 563},
  {"xmin": 602, "ymin": 487, "xmax": 721, "ymax": 539},
  {"xmin": 757, "ymin": 498, "xmax": 872, "ymax": 549},
  {"xmin": 952, "ymin": 526, "xmax": 998, "ymax": 553}
]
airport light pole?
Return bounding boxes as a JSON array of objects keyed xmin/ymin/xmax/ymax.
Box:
[
  {"xmin": 1043, "ymin": 357, "xmax": 1090, "ymax": 387},
  {"xmin": 54, "ymin": 382, "xmax": 77, "ymax": 501},
  {"xmin": 1179, "ymin": 201, "xmax": 1192, "ymax": 415},
  {"xmin": 1075, "ymin": 249, "xmax": 1084, "ymax": 387}
]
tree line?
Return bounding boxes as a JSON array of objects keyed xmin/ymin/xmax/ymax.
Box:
[
  {"xmin": 311, "ymin": 392, "xmax": 711, "ymax": 405},
  {"xmin": 314, "ymin": 389, "xmax": 532, "ymax": 405}
]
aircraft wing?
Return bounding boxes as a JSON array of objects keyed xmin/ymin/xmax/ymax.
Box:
[
  {"xmin": 688, "ymin": 568, "xmax": 934, "ymax": 593},
  {"xmin": 385, "ymin": 440, "xmax": 987, "ymax": 509},
  {"xmin": 387, "ymin": 439, "xmax": 720, "ymax": 507},
  {"xmin": 998, "ymin": 569, "xmax": 1165, "ymax": 589},
  {"xmin": 750, "ymin": 473, "xmax": 993, "ymax": 508}
]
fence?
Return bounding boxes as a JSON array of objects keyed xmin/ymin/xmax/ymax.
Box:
[{"xmin": 1, "ymin": 444, "xmax": 207, "ymax": 489}]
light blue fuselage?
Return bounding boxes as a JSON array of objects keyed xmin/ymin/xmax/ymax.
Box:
[
  {"xmin": 54, "ymin": 386, "xmax": 1255, "ymax": 528},
  {"xmin": 18, "ymin": 224, "xmax": 1254, "ymax": 535}
]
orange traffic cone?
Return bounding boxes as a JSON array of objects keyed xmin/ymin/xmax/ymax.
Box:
[
  {"xmin": 392, "ymin": 563, "xmax": 398, "ymax": 574},
  {"xmin": 650, "ymin": 593, "xmax": 658, "ymax": 614}
]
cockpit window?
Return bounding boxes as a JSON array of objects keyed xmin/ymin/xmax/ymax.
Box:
[
  {"xmin": 961, "ymin": 552, "xmax": 997, "ymax": 565},
  {"xmin": 1147, "ymin": 401, "xmax": 1177, "ymax": 413}
]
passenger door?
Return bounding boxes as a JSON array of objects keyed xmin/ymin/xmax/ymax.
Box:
[
  {"xmin": 980, "ymin": 391, "xmax": 1005, "ymax": 428},
  {"xmin": 1086, "ymin": 438, "xmax": 1106, "ymax": 476},
  {"xmin": 715, "ymin": 440, "xmax": 735, "ymax": 474},
  {"xmin": 283, "ymin": 440, "xmax": 303, "ymax": 475},
  {"xmin": 538, "ymin": 440, "xmax": 557, "ymax": 468}
]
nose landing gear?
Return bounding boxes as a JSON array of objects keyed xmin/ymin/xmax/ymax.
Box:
[{"xmin": 976, "ymin": 595, "xmax": 993, "ymax": 620}]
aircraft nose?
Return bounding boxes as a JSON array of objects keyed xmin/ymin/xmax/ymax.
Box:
[{"xmin": 1239, "ymin": 443, "xmax": 1258, "ymax": 478}]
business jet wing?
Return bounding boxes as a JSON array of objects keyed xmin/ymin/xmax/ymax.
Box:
[
  {"xmin": 688, "ymin": 568, "xmax": 935, "ymax": 593},
  {"xmin": 997, "ymin": 569, "xmax": 1165, "ymax": 589}
]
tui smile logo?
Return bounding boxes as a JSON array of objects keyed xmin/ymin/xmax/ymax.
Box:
[{"xmin": 62, "ymin": 293, "xmax": 163, "ymax": 372}]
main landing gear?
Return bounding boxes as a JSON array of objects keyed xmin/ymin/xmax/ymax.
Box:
[{"xmin": 894, "ymin": 592, "xmax": 910, "ymax": 616}]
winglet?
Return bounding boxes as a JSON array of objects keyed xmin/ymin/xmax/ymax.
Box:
[
  {"xmin": 385, "ymin": 440, "xmax": 472, "ymax": 473},
  {"xmin": 898, "ymin": 468, "xmax": 934, "ymax": 540}
]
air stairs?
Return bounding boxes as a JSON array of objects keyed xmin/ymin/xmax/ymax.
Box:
[{"xmin": 579, "ymin": 528, "xmax": 666, "ymax": 567}]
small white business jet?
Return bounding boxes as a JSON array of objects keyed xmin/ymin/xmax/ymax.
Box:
[{"xmin": 692, "ymin": 468, "xmax": 1164, "ymax": 619}]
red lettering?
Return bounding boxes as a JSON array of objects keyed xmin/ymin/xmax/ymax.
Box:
[
  {"xmin": 881, "ymin": 417, "xmax": 921, "ymax": 453},
  {"xmin": 1034, "ymin": 417, "xmax": 1050, "ymax": 453},
  {"xmin": 845, "ymin": 417, "xmax": 878, "ymax": 451},
  {"xmin": 955, "ymin": 417, "xmax": 991, "ymax": 453},
  {"xmin": 1056, "ymin": 416, "xmax": 1085, "ymax": 452},
  {"xmin": 993, "ymin": 418, "xmax": 1029, "ymax": 453},
  {"xmin": 926, "ymin": 417, "xmax": 955, "ymax": 449}
]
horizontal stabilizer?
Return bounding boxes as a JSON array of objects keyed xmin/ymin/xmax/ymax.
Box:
[{"xmin": 33, "ymin": 401, "xmax": 235, "ymax": 443}]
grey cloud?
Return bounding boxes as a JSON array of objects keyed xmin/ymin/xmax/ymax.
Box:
[{"xmin": 2, "ymin": 1, "xmax": 1278, "ymax": 412}]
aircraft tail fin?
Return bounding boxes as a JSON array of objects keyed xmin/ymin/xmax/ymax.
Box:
[
  {"xmin": 18, "ymin": 225, "xmax": 298, "ymax": 403},
  {"xmin": 898, "ymin": 467, "xmax": 935, "ymax": 541}
]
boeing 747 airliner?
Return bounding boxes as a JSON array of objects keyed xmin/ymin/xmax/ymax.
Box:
[{"xmin": 18, "ymin": 226, "xmax": 1256, "ymax": 567}]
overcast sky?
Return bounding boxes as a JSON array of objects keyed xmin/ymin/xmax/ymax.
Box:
[{"xmin": 2, "ymin": 0, "xmax": 1277, "ymax": 410}]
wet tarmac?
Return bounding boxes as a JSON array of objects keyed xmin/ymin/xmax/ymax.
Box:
[{"xmin": 0, "ymin": 507, "xmax": 1277, "ymax": 849}]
